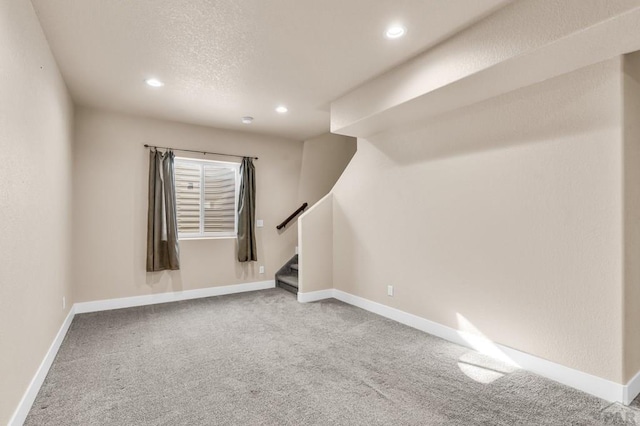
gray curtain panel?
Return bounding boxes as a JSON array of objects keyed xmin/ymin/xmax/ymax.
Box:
[
  {"xmin": 237, "ymin": 157, "xmax": 257, "ymax": 262},
  {"xmin": 146, "ymin": 149, "xmax": 180, "ymax": 271}
]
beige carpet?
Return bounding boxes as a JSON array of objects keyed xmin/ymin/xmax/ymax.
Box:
[{"xmin": 25, "ymin": 288, "xmax": 640, "ymax": 425}]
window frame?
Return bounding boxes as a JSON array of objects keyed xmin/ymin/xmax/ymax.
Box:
[{"xmin": 174, "ymin": 156, "xmax": 241, "ymax": 240}]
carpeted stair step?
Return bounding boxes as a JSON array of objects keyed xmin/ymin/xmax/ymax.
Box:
[
  {"xmin": 275, "ymin": 255, "xmax": 299, "ymax": 294},
  {"xmin": 277, "ymin": 274, "xmax": 298, "ymax": 288},
  {"xmin": 276, "ymin": 273, "xmax": 298, "ymax": 295}
]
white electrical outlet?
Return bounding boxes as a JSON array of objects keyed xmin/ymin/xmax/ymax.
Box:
[
  {"xmin": 256, "ymin": 219, "xmax": 264, "ymax": 228},
  {"xmin": 62, "ymin": 296, "xmax": 66, "ymax": 309},
  {"xmin": 259, "ymin": 265, "xmax": 265, "ymax": 274},
  {"xmin": 387, "ymin": 285, "xmax": 394, "ymax": 296}
]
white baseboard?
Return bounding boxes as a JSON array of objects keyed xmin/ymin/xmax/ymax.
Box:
[
  {"xmin": 302, "ymin": 288, "xmax": 638, "ymax": 405},
  {"xmin": 624, "ymin": 370, "xmax": 640, "ymax": 405},
  {"xmin": 74, "ymin": 280, "xmax": 275, "ymax": 314},
  {"xmin": 10, "ymin": 281, "xmax": 639, "ymax": 426},
  {"xmin": 297, "ymin": 289, "xmax": 334, "ymax": 303},
  {"xmin": 9, "ymin": 280, "xmax": 276, "ymax": 425},
  {"xmin": 9, "ymin": 307, "xmax": 75, "ymax": 426}
]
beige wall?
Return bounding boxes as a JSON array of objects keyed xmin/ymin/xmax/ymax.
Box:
[
  {"xmin": 0, "ymin": 1, "xmax": 74, "ymax": 423},
  {"xmin": 331, "ymin": 0, "xmax": 640, "ymax": 137},
  {"xmin": 298, "ymin": 133, "xmax": 356, "ymax": 207},
  {"xmin": 332, "ymin": 59, "xmax": 625, "ymax": 383},
  {"xmin": 298, "ymin": 194, "xmax": 333, "ymax": 293},
  {"xmin": 72, "ymin": 106, "xmax": 303, "ymax": 302},
  {"xmin": 624, "ymin": 51, "xmax": 640, "ymax": 382}
]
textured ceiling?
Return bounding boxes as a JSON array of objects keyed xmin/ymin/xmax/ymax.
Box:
[{"xmin": 31, "ymin": 0, "xmax": 510, "ymax": 140}]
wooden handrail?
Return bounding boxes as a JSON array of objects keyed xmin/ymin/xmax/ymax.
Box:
[{"xmin": 276, "ymin": 203, "xmax": 308, "ymax": 230}]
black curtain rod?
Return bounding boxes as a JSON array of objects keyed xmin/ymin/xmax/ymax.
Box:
[{"xmin": 144, "ymin": 144, "xmax": 258, "ymax": 160}]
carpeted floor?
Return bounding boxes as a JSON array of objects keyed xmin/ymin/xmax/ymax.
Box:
[{"xmin": 25, "ymin": 288, "xmax": 640, "ymax": 425}]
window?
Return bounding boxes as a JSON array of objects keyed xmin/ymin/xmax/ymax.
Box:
[{"xmin": 174, "ymin": 157, "xmax": 240, "ymax": 239}]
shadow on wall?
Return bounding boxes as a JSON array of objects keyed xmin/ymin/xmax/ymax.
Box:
[
  {"xmin": 145, "ymin": 270, "xmax": 183, "ymax": 293},
  {"xmin": 330, "ymin": 57, "xmax": 624, "ymax": 383},
  {"xmin": 332, "ymin": 199, "xmax": 380, "ymax": 299},
  {"xmin": 142, "ymin": 242, "xmax": 261, "ymax": 289},
  {"xmin": 366, "ymin": 60, "xmax": 620, "ymax": 166}
]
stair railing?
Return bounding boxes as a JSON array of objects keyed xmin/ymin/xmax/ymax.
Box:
[{"xmin": 276, "ymin": 203, "xmax": 308, "ymax": 230}]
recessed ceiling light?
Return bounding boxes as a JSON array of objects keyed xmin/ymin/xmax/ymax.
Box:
[
  {"xmin": 145, "ymin": 78, "xmax": 164, "ymax": 87},
  {"xmin": 385, "ymin": 25, "xmax": 406, "ymax": 39},
  {"xmin": 241, "ymin": 116, "xmax": 254, "ymax": 124},
  {"xmin": 275, "ymin": 105, "xmax": 288, "ymax": 114}
]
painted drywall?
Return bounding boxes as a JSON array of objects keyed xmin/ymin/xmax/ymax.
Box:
[
  {"xmin": 0, "ymin": 0, "xmax": 74, "ymax": 423},
  {"xmin": 298, "ymin": 133, "xmax": 356, "ymax": 207},
  {"xmin": 331, "ymin": 0, "xmax": 640, "ymax": 137},
  {"xmin": 624, "ymin": 51, "xmax": 640, "ymax": 382},
  {"xmin": 332, "ymin": 59, "xmax": 624, "ymax": 383},
  {"xmin": 298, "ymin": 194, "xmax": 333, "ymax": 293},
  {"xmin": 72, "ymin": 106, "xmax": 302, "ymax": 302},
  {"xmin": 30, "ymin": 0, "xmax": 508, "ymax": 140}
]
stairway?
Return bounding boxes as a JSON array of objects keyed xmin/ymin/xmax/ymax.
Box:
[{"xmin": 276, "ymin": 255, "xmax": 298, "ymax": 294}]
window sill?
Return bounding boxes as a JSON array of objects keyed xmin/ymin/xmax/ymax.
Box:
[{"xmin": 179, "ymin": 235, "xmax": 237, "ymax": 241}]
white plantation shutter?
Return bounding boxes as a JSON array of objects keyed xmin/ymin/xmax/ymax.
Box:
[
  {"xmin": 175, "ymin": 161, "xmax": 201, "ymax": 234},
  {"xmin": 174, "ymin": 158, "xmax": 239, "ymax": 238},
  {"xmin": 203, "ymin": 166, "xmax": 236, "ymax": 233}
]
